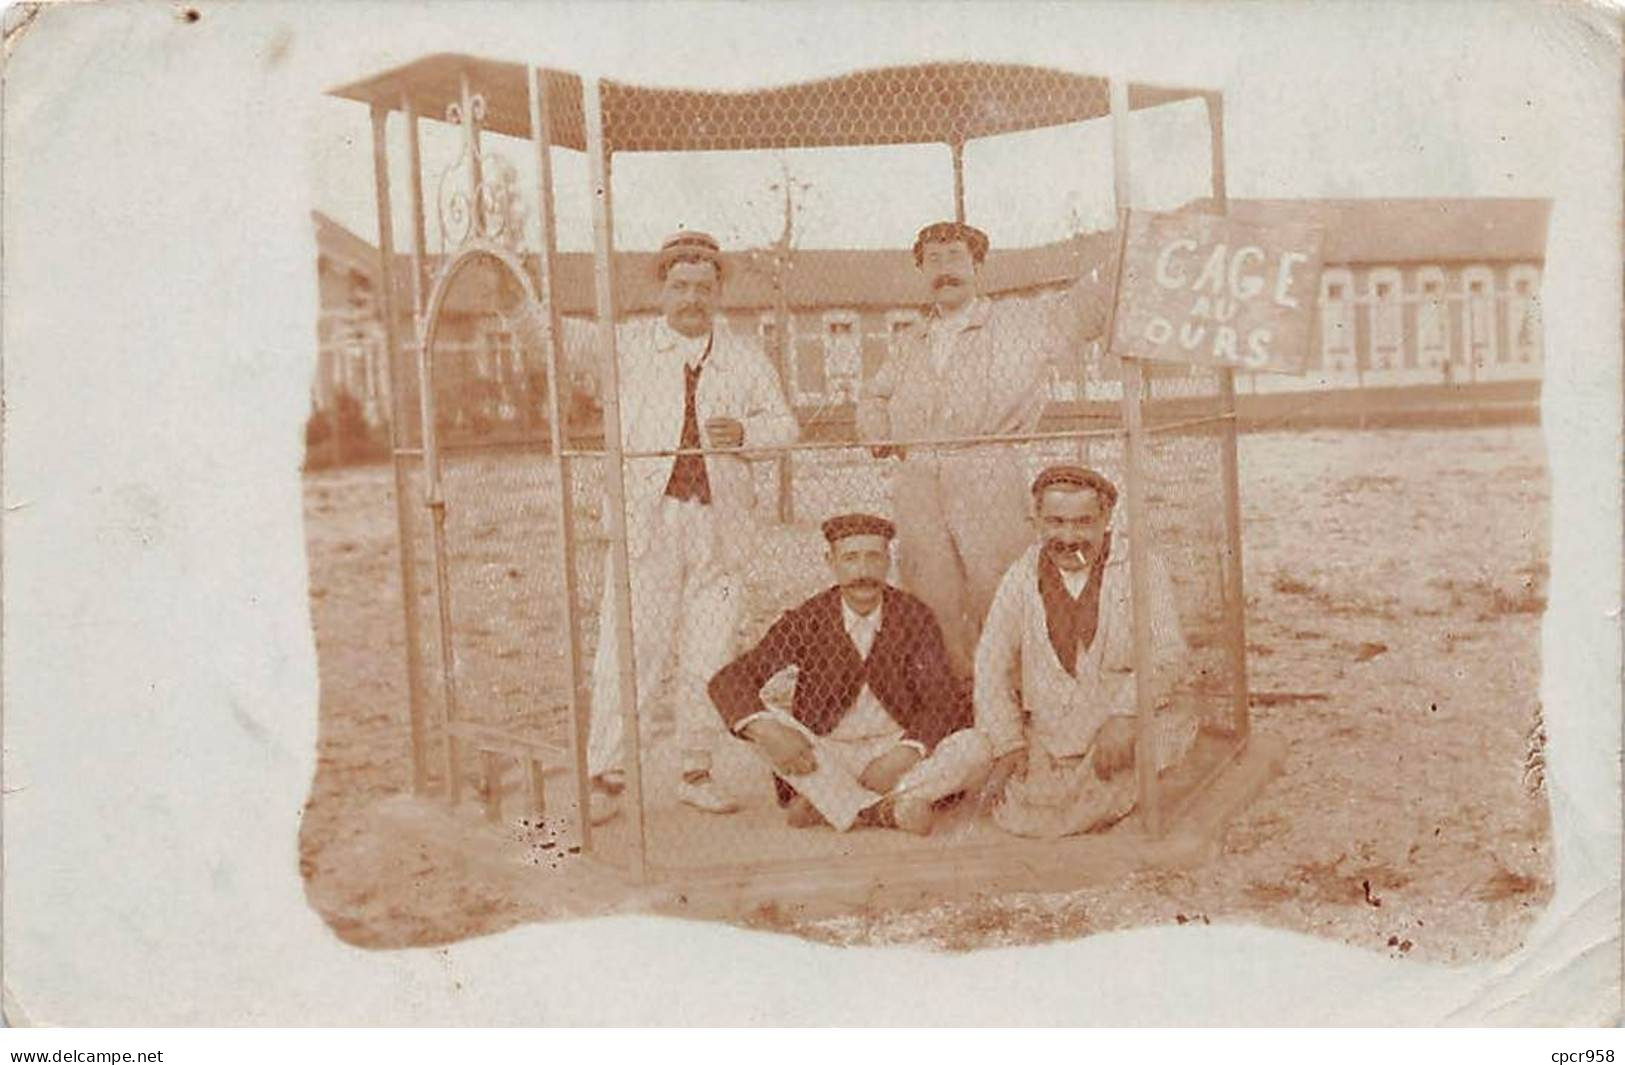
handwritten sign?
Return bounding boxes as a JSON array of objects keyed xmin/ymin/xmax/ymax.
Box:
[{"xmin": 1111, "ymin": 210, "xmax": 1326, "ymax": 375}]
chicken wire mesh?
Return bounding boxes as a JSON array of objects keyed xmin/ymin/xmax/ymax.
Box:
[
  {"xmin": 563, "ymin": 286, "xmax": 1244, "ymax": 874},
  {"xmin": 380, "ymin": 59, "xmax": 1245, "ymax": 878},
  {"xmin": 570, "ymin": 417, "xmax": 1243, "ymax": 874}
]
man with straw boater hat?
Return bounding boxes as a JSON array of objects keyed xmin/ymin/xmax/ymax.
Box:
[
  {"xmin": 888, "ymin": 465, "xmax": 1197, "ymax": 838},
  {"xmin": 707, "ymin": 513, "xmax": 989, "ymax": 833},
  {"xmin": 585, "ymin": 230, "xmax": 797, "ymax": 825},
  {"xmin": 857, "ymin": 220, "xmax": 1112, "ymax": 683}
]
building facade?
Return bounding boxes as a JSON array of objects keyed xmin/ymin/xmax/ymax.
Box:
[
  {"xmin": 1216, "ymin": 199, "xmax": 1548, "ymax": 394},
  {"xmin": 310, "ymin": 197, "xmax": 1547, "ymax": 443},
  {"xmin": 312, "ymin": 211, "xmax": 390, "ymax": 427}
]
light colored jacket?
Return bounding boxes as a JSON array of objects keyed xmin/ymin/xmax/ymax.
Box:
[
  {"xmin": 854, "ymin": 287, "xmax": 1108, "ymax": 522},
  {"xmin": 974, "ymin": 540, "xmax": 1188, "ymax": 760},
  {"xmin": 855, "ymin": 277, "xmax": 1109, "ymax": 449},
  {"xmin": 579, "ymin": 316, "xmax": 797, "ymax": 562},
  {"xmin": 857, "ymin": 295, "xmax": 1055, "ymax": 451}
]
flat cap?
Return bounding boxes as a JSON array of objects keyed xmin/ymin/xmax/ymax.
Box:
[
  {"xmin": 656, "ymin": 230, "xmax": 724, "ymax": 280},
  {"xmin": 821, "ymin": 512, "xmax": 897, "ymax": 544},
  {"xmin": 912, "ymin": 220, "xmax": 990, "ymax": 266},
  {"xmin": 1030, "ymin": 465, "xmax": 1119, "ymax": 508}
]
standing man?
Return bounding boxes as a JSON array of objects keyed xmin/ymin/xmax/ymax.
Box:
[
  {"xmin": 857, "ymin": 221, "xmax": 1112, "ymax": 679},
  {"xmin": 586, "ymin": 230, "xmax": 798, "ymax": 824},
  {"xmin": 707, "ymin": 514, "xmax": 985, "ymax": 834}
]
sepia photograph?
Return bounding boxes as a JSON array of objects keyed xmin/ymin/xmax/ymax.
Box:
[
  {"xmin": 301, "ymin": 39, "xmax": 1552, "ymax": 957},
  {"xmin": 3, "ymin": 0, "xmax": 1617, "ymax": 1029}
]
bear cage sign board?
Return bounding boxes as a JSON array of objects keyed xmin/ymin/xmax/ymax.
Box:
[{"xmin": 1110, "ymin": 210, "xmax": 1327, "ymax": 375}]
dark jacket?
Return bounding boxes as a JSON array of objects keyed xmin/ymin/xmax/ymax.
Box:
[{"xmin": 708, "ymin": 585, "xmax": 970, "ymax": 751}]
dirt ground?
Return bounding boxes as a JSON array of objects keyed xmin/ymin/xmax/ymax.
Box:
[{"xmin": 298, "ymin": 423, "xmax": 1551, "ymax": 959}]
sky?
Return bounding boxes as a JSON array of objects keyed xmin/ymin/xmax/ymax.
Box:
[{"xmin": 304, "ymin": 1, "xmax": 1594, "ymax": 257}]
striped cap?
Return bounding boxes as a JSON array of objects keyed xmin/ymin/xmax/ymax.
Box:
[
  {"xmin": 821, "ymin": 512, "xmax": 897, "ymax": 544},
  {"xmin": 1030, "ymin": 465, "xmax": 1118, "ymax": 508},
  {"xmin": 656, "ymin": 230, "xmax": 724, "ymax": 280}
]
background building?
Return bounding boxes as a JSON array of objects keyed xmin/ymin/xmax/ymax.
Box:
[
  {"xmin": 1207, "ymin": 199, "xmax": 1549, "ymax": 395},
  {"xmin": 310, "ymin": 196, "xmax": 1547, "ymax": 456}
]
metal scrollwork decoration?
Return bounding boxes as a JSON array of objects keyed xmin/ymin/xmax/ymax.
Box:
[{"xmin": 436, "ymin": 92, "xmax": 527, "ymax": 254}]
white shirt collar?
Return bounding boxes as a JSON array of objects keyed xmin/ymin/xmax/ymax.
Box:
[
  {"xmin": 929, "ymin": 299, "xmax": 976, "ymax": 333},
  {"xmin": 929, "ymin": 294, "xmax": 989, "ymax": 327},
  {"xmin": 655, "ymin": 318, "xmax": 712, "ymax": 368},
  {"xmin": 1058, "ymin": 566, "xmax": 1090, "ymax": 598},
  {"xmin": 840, "ymin": 596, "xmax": 882, "ymax": 657}
]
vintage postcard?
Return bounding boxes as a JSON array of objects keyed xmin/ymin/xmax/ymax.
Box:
[{"xmin": 2, "ymin": 0, "xmax": 1619, "ymax": 1026}]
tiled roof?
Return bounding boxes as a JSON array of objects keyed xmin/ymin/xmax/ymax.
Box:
[
  {"xmin": 312, "ymin": 210, "xmax": 383, "ymax": 277},
  {"xmin": 1183, "ymin": 198, "xmax": 1550, "ymax": 265}
]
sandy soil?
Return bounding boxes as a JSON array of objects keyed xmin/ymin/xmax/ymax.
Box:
[{"xmin": 298, "ymin": 424, "xmax": 1551, "ymax": 959}]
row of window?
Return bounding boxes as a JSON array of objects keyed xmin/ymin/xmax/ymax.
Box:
[
  {"xmin": 1320, "ymin": 264, "xmax": 1543, "ymax": 372},
  {"xmin": 763, "ymin": 263, "xmax": 1545, "ymax": 398},
  {"xmin": 326, "ymin": 258, "xmax": 1546, "ymax": 419}
]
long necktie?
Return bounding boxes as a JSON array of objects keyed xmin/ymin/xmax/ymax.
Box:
[{"xmin": 663, "ymin": 333, "xmax": 714, "ymax": 504}]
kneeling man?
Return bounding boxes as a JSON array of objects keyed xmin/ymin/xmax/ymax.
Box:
[
  {"xmin": 707, "ymin": 514, "xmax": 987, "ymax": 833},
  {"xmin": 959, "ymin": 465, "xmax": 1197, "ymax": 838}
]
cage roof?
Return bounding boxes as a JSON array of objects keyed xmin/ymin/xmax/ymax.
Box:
[{"xmin": 328, "ymin": 53, "xmax": 1214, "ymax": 151}]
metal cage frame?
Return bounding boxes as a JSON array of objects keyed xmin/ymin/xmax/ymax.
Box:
[{"xmin": 330, "ymin": 53, "xmax": 1262, "ymax": 891}]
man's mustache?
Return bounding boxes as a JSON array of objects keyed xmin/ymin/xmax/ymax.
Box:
[
  {"xmin": 931, "ymin": 274, "xmax": 968, "ymax": 290},
  {"xmin": 841, "ymin": 577, "xmax": 883, "ymax": 591}
]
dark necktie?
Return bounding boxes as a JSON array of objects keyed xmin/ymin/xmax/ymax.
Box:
[
  {"xmin": 663, "ymin": 334, "xmax": 713, "ymax": 504},
  {"xmin": 1036, "ymin": 533, "xmax": 1112, "ymax": 676}
]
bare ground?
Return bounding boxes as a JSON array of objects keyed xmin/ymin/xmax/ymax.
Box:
[{"xmin": 298, "ymin": 424, "xmax": 1551, "ymax": 959}]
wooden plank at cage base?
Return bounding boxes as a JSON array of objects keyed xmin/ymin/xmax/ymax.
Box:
[
  {"xmin": 648, "ymin": 734, "xmax": 1287, "ymax": 916},
  {"xmin": 444, "ymin": 722, "xmax": 566, "ymax": 822}
]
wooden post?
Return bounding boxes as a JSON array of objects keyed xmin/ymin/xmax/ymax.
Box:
[
  {"xmin": 774, "ymin": 281, "xmax": 794, "ymax": 524},
  {"xmin": 425, "ymin": 437, "xmax": 463, "ymax": 803},
  {"xmin": 481, "ymin": 751, "xmax": 504, "ymax": 824},
  {"xmin": 1466, "ymin": 290, "xmax": 1483, "ymax": 425},
  {"xmin": 527, "ymin": 757, "xmax": 549, "ymax": 820},
  {"xmin": 403, "ymin": 93, "xmax": 429, "ymax": 316},
  {"xmin": 1205, "ymin": 91, "xmax": 1251, "ymax": 743},
  {"xmin": 369, "ymin": 104, "xmax": 431, "ymax": 798},
  {"xmin": 585, "ymin": 76, "xmax": 649, "ymax": 881},
  {"xmin": 775, "ymin": 457, "xmax": 794, "ymax": 524},
  {"xmin": 395, "ymin": 95, "xmax": 465, "ymax": 806},
  {"xmin": 530, "ymin": 66, "xmax": 593, "ymax": 852},
  {"xmin": 1356, "ymin": 337, "xmax": 1369, "ymax": 430},
  {"xmin": 950, "ymin": 138, "xmax": 966, "ymax": 223},
  {"xmin": 768, "ymin": 170, "xmax": 797, "ymax": 526},
  {"xmin": 1110, "ymin": 77, "xmax": 1161, "ymax": 838}
]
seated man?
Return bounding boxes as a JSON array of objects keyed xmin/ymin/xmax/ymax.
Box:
[
  {"xmin": 967, "ymin": 464, "xmax": 1198, "ymax": 838},
  {"xmin": 707, "ymin": 513, "xmax": 987, "ymax": 834}
]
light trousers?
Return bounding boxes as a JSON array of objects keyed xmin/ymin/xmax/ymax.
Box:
[
  {"xmin": 759, "ymin": 710, "xmax": 994, "ymax": 830},
  {"xmin": 892, "ymin": 453, "xmax": 1032, "ymax": 679},
  {"xmin": 586, "ymin": 497, "xmax": 740, "ymax": 780}
]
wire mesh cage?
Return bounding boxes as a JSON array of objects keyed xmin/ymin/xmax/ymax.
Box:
[{"xmin": 333, "ymin": 54, "xmax": 1263, "ymax": 891}]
